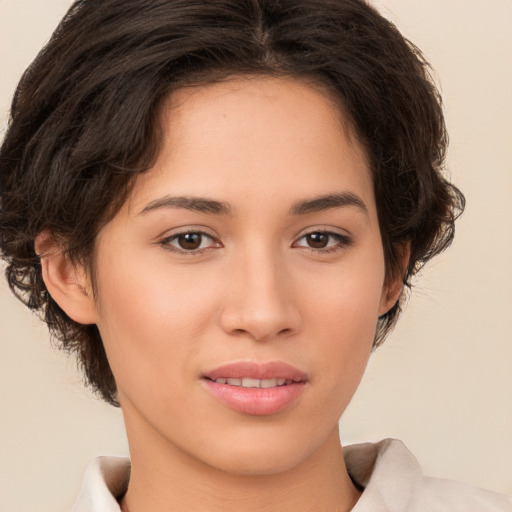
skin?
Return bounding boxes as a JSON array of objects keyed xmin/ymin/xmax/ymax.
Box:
[{"xmin": 39, "ymin": 76, "xmax": 404, "ymax": 512}]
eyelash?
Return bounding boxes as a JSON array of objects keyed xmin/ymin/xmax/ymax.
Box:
[
  {"xmin": 160, "ymin": 230, "xmax": 220, "ymax": 254},
  {"xmin": 159, "ymin": 230, "xmax": 352, "ymax": 255},
  {"xmin": 293, "ymin": 231, "xmax": 352, "ymax": 253}
]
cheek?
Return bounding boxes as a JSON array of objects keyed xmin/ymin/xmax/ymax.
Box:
[
  {"xmin": 299, "ymin": 251, "xmax": 385, "ymax": 389},
  {"xmin": 92, "ymin": 251, "xmax": 222, "ymax": 389},
  {"xmin": 302, "ymin": 250, "xmax": 385, "ymax": 334}
]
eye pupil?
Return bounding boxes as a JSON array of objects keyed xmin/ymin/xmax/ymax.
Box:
[
  {"xmin": 307, "ymin": 233, "xmax": 328, "ymax": 248},
  {"xmin": 178, "ymin": 233, "xmax": 202, "ymax": 250}
]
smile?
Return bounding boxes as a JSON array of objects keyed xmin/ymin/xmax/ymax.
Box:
[
  {"xmin": 202, "ymin": 361, "xmax": 308, "ymax": 415},
  {"xmin": 210, "ymin": 377, "xmax": 301, "ymax": 388}
]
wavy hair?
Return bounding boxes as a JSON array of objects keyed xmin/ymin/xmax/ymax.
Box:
[{"xmin": 0, "ymin": 0, "xmax": 464, "ymax": 405}]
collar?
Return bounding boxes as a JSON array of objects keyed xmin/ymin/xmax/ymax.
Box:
[{"xmin": 68, "ymin": 439, "xmax": 417, "ymax": 511}]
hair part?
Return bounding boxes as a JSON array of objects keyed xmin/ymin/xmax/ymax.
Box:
[{"xmin": 0, "ymin": 0, "xmax": 464, "ymax": 405}]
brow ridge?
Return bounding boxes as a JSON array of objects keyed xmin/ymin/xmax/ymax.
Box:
[
  {"xmin": 139, "ymin": 192, "xmax": 367, "ymax": 217},
  {"xmin": 289, "ymin": 192, "xmax": 368, "ymax": 216},
  {"xmin": 139, "ymin": 195, "xmax": 232, "ymax": 215}
]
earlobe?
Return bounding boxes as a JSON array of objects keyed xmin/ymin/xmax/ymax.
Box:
[
  {"xmin": 36, "ymin": 231, "xmax": 97, "ymax": 325},
  {"xmin": 379, "ymin": 277, "xmax": 404, "ymax": 316},
  {"xmin": 378, "ymin": 242, "xmax": 411, "ymax": 316}
]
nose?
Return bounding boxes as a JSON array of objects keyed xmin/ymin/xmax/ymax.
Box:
[{"xmin": 219, "ymin": 249, "xmax": 301, "ymax": 342}]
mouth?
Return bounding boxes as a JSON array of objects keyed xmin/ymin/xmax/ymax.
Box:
[
  {"xmin": 201, "ymin": 361, "xmax": 308, "ymax": 416},
  {"xmin": 206, "ymin": 377, "xmax": 303, "ymax": 388}
]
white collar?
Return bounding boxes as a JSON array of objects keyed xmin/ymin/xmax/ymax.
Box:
[
  {"xmin": 69, "ymin": 455, "xmax": 130, "ymax": 511},
  {"xmin": 68, "ymin": 439, "xmax": 511, "ymax": 511},
  {"xmin": 69, "ymin": 439, "xmax": 412, "ymax": 511}
]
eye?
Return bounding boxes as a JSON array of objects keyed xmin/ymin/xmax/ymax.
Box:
[
  {"xmin": 160, "ymin": 231, "xmax": 220, "ymax": 253},
  {"xmin": 293, "ymin": 231, "xmax": 351, "ymax": 252}
]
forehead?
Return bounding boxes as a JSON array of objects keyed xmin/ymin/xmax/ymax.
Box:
[{"xmin": 124, "ymin": 76, "xmax": 375, "ymax": 217}]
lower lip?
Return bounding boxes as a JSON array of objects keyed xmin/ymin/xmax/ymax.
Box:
[{"xmin": 202, "ymin": 379, "xmax": 306, "ymax": 416}]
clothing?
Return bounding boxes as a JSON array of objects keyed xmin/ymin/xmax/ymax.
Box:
[
  {"xmin": 345, "ymin": 440, "xmax": 512, "ymax": 511},
  {"xmin": 69, "ymin": 439, "xmax": 512, "ymax": 511}
]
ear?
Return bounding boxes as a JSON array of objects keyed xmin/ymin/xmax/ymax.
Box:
[
  {"xmin": 35, "ymin": 231, "xmax": 98, "ymax": 325},
  {"xmin": 378, "ymin": 242, "xmax": 411, "ymax": 316}
]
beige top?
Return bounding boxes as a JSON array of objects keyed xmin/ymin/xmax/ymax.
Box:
[{"xmin": 69, "ymin": 439, "xmax": 512, "ymax": 511}]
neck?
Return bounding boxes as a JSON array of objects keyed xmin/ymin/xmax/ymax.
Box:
[{"xmin": 121, "ymin": 419, "xmax": 360, "ymax": 512}]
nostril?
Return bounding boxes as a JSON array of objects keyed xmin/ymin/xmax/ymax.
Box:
[
  {"xmin": 218, "ymin": 290, "xmax": 301, "ymax": 341},
  {"xmin": 229, "ymin": 326, "xmax": 293, "ymax": 342},
  {"xmin": 253, "ymin": 327, "xmax": 295, "ymax": 342}
]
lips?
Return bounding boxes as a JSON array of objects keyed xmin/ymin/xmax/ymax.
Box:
[
  {"xmin": 202, "ymin": 361, "xmax": 308, "ymax": 416},
  {"xmin": 211, "ymin": 377, "xmax": 293, "ymax": 388}
]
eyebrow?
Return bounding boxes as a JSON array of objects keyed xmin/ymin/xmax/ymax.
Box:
[
  {"xmin": 139, "ymin": 195, "xmax": 232, "ymax": 215},
  {"xmin": 289, "ymin": 192, "xmax": 369, "ymax": 216},
  {"xmin": 139, "ymin": 191, "xmax": 368, "ymax": 217}
]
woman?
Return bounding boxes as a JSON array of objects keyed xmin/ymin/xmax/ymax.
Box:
[{"xmin": 1, "ymin": 0, "xmax": 511, "ymax": 510}]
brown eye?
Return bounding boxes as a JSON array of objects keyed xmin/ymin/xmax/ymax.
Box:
[
  {"xmin": 177, "ymin": 233, "xmax": 203, "ymax": 250},
  {"xmin": 162, "ymin": 231, "xmax": 219, "ymax": 253},
  {"xmin": 305, "ymin": 232, "xmax": 329, "ymax": 248},
  {"xmin": 293, "ymin": 231, "xmax": 352, "ymax": 252}
]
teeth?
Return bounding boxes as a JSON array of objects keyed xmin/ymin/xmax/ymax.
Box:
[
  {"xmin": 214, "ymin": 377, "xmax": 293, "ymax": 388},
  {"xmin": 242, "ymin": 378, "xmax": 261, "ymax": 388}
]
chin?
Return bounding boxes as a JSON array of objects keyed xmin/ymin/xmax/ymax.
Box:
[
  {"xmin": 190, "ymin": 425, "xmax": 336, "ymax": 477},
  {"xmin": 208, "ymin": 449, "xmax": 309, "ymax": 477}
]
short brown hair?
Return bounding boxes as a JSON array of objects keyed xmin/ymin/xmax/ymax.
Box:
[{"xmin": 0, "ymin": 0, "xmax": 464, "ymax": 405}]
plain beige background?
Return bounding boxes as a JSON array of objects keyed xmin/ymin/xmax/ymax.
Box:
[{"xmin": 1, "ymin": 0, "xmax": 511, "ymax": 510}]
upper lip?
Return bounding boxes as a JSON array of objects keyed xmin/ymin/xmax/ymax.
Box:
[{"xmin": 202, "ymin": 361, "xmax": 308, "ymax": 382}]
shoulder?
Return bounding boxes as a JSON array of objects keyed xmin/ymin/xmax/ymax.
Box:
[
  {"xmin": 411, "ymin": 475, "xmax": 512, "ymax": 511},
  {"xmin": 345, "ymin": 439, "xmax": 512, "ymax": 512}
]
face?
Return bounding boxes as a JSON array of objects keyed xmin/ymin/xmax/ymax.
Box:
[{"xmin": 89, "ymin": 77, "xmax": 398, "ymax": 475}]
